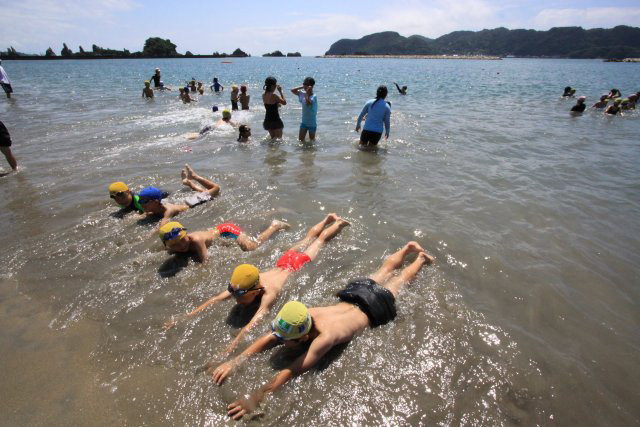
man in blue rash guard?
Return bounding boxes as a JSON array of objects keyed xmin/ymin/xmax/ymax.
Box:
[{"xmin": 355, "ymin": 85, "xmax": 391, "ymax": 146}]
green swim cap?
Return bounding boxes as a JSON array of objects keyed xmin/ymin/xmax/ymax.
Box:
[
  {"xmin": 272, "ymin": 301, "xmax": 312, "ymax": 340},
  {"xmin": 222, "ymin": 110, "xmax": 231, "ymax": 119}
]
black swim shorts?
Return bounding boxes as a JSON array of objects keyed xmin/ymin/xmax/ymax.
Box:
[
  {"xmin": 0, "ymin": 120, "xmax": 11, "ymax": 147},
  {"xmin": 337, "ymin": 278, "xmax": 396, "ymax": 327},
  {"xmin": 263, "ymin": 119, "xmax": 284, "ymax": 131},
  {"xmin": 360, "ymin": 130, "xmax": 382, "ymax": 145}
]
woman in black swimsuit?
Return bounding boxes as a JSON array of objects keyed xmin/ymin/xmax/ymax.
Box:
[{"xmin": 262, "ymin": 76, "xmax": 286, "ymax": 139}]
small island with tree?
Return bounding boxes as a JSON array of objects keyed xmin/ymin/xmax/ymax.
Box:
[
  {"xmin": 263, "ymin": 50, "xmax": 285, "ymax": 57},
  {"xmin": 262, "ymin": 50, "xmax": 302, "ymax": 57},
  {"xmin": 1, "ymin": 38, "xmax": 251, "ymax": 60}
]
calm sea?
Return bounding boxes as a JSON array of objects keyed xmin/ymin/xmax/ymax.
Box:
[{"xmin": 0, "ymin": 57, "xmax": 639, "ymax": 425}]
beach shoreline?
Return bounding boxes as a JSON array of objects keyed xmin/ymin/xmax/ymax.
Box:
[{"xmin": 320, "ymin": 54, "xmax": 502, "ymax": 60}]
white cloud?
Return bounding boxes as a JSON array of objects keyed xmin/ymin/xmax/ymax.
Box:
[
  {"xmin": 533, "ymin": 7, "xmax": 640, "ymax": 29},
  {"xmin": 377, "ymin": 0, "xmax": 499, "ymax": 37},
  {"xmin": 227, "ymin": 0, "xmax": 502, "ymax": 55},
  {"xmin": 0, "ymin": 0, "xmax": 137, "ymax": 51}
]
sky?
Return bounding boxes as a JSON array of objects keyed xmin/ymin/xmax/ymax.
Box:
[{"xmin": 1, "ymin": 0, "xmax": 640, "ymax": 56}]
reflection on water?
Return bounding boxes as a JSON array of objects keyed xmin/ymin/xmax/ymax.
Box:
[
  {"xmin": 295, "ymin": 142, "xmax": 318, "ymax": 189},
  {"xmin": 263, "ymin": 142, "xmax": 288, "ymax": 178}
]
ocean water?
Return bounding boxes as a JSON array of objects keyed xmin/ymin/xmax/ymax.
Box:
[{"xmin": 0, "ymin": 57, "xmax": 639, "ymax": 425}]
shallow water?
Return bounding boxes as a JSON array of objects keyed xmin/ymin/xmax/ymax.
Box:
[{"xmin": 0, "ymin": 57, "xmax": 639, "ymax": 425}]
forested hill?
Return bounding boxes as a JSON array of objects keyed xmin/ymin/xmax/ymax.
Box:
[{"xmin": 325, "ymin": 26, "xmax": 640, "ymax": 58}]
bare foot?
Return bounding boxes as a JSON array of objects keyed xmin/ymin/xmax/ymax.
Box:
[
  {"xmin": 417, "ymin": 251, "xmax": 435, "ymax": 265},
  {"xmin": 404, "ymin": 241, "xmax": 425, "ymax": 254},
  {"xmin": 181, "ymin": 169, "xmax": 191, "ymax": 186},
  {"xmin": 185, "ymin": 164, "xmax": 195, "ymax": 179},
  {"xmin": 270, "ymin": 220, "xmax": 291, "ymax": 231},
  {"xmin": 335, "ymin": 218, "xmax": 351, "ymax": 228},
  {"xmin": 325, "ymin": 213, "xmax": 339, "ymax": 223}
]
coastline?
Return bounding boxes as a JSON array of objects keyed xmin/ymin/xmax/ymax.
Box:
[
  {"xmin": 603, "ymin": 57, "xmax": 640, "ymax": 62},
  {"xmin": 321, "ymin": 54, "xmax": 502, "ymax": 60},
  {"xmin": 0, "ymin": 55, "xmax": 250, "ymax": 61}
]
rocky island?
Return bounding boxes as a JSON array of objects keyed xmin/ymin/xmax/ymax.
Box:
[{"xmin": 324, "ymin": 26, "xmax": 640, "ymax": 59}]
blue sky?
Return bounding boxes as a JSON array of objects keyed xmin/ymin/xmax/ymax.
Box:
[{"xmin": 1, "ymin": 0, "xmax": 639, "ymax": 55}]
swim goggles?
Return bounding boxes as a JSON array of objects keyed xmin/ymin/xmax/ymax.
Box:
[
  {"xmin": 271, "ymin": 328, "xmax": 285, "ymax": 343},
  {"xmin": 161, "ymin": 227, "xmax": 186, "ymax": 241},
  {"xmin": 270, "ymin": 324, "xmax": 303, "ymax": 344},
  {"xmin": 227, "ymin": 283, "xmax": 258, "ymax": 297},
  {"xmin": 109, "ymin": 192, "xmax": 125, "ymax": 199}
]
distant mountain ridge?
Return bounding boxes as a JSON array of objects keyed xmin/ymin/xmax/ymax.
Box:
[{"xmin": 325, "ymin": 26, "xmax": 640, "ymax": 58}]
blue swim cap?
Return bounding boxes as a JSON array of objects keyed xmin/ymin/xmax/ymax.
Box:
[
  {"xmin": 139, "ymin": 186, "xmax": 165, "ymax": 200},
  {"xmin": 212, "ymin": 105, "xmax": 219, "ymax": 112},
  {"xmin": 183, "ymin": 86, "xmax": 189, "ymax": 92}
]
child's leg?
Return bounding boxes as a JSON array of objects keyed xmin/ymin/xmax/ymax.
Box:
[
  {"xmin": 369, "ymin": 242, "xmax": 425, "ymax": 285},
  {"xmin": 298, "ymin": 127, "xmax": 307, "ymax": 142},
  {"xmin": 184, "ymin": 164, "xmax": 220, "ymax": 197},
  {"xmin": 382, "ymin": 251, "xmax": 434, "ymax": 298},
  {"xmin": 288, "ymin": 213, "xmax": 338, "ymax": 252},
  {"xmin": 181, "ymin": 167, "xmax": 205, "ymax": 192},
  {"xmin": 0, "ymin": 147, "xmax": 17, "ymax": 170},
  {"xmin": 237, "ymin": 220, "xmax": 290, "ymax": 251},
  {"xmin": 302, "ymin": 217, "xmax": 350, "ymax": 261}
]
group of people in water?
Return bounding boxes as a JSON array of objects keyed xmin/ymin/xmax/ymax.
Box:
[
  {"xmin": 564, "ymin": 86, "xmax": 639, "ymax": 115},
  {"xmin": 108, "ymin": 157, "xmax": 433, "ymax": 419},
  {"xmin": 142, "ymin": 67, "xmax": 405, "ymax": 147}
]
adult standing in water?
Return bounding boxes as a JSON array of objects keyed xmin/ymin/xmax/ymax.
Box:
[
  {"xmin": 0, "ymin": 120, "xmax": 17, "ymax": 171},
  {"xmin": 150, "ymin": 68, "xmax": 161, "ymax": 88},
  {"xmin": 355, "ymin": 85, "xmax": 391, "ymax": 147},
  {"xmin": 0, "ymin": 60, "xmax": 13, "ymax": 99},
  {"xmin": 263, "ymin": 76, "xmax": 286, "ymax": 139}
]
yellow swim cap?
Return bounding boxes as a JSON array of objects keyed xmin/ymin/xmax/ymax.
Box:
[
  {"xmin": 232, "ymin": 84, "xmax": 238, "ymax": 89},
  {"xmin": 109, "ymin": 182, "xmax": 129, "ymax": 193},
  {"xmin": 159, "ymin": 221, "xmax": 187, "ymax": 242},
  {"xmin": 230, "ymin": 264, "xmax": 260, "ymax": 289},
  {"xmin": 222, "ymin": 110, "xmax": 231, "ymax": 119},
  {"xmin": 145, "ymin": 80, "xmax": 150, "ymax": 85},
  {"xmin": 272, "ymin": 301, "xmax": 312, "ymax": 340}
]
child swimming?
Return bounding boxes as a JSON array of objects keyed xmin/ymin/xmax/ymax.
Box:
[{"xmin": 237, "ymin": 125, "xmax": 251, "ymax": 142}]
